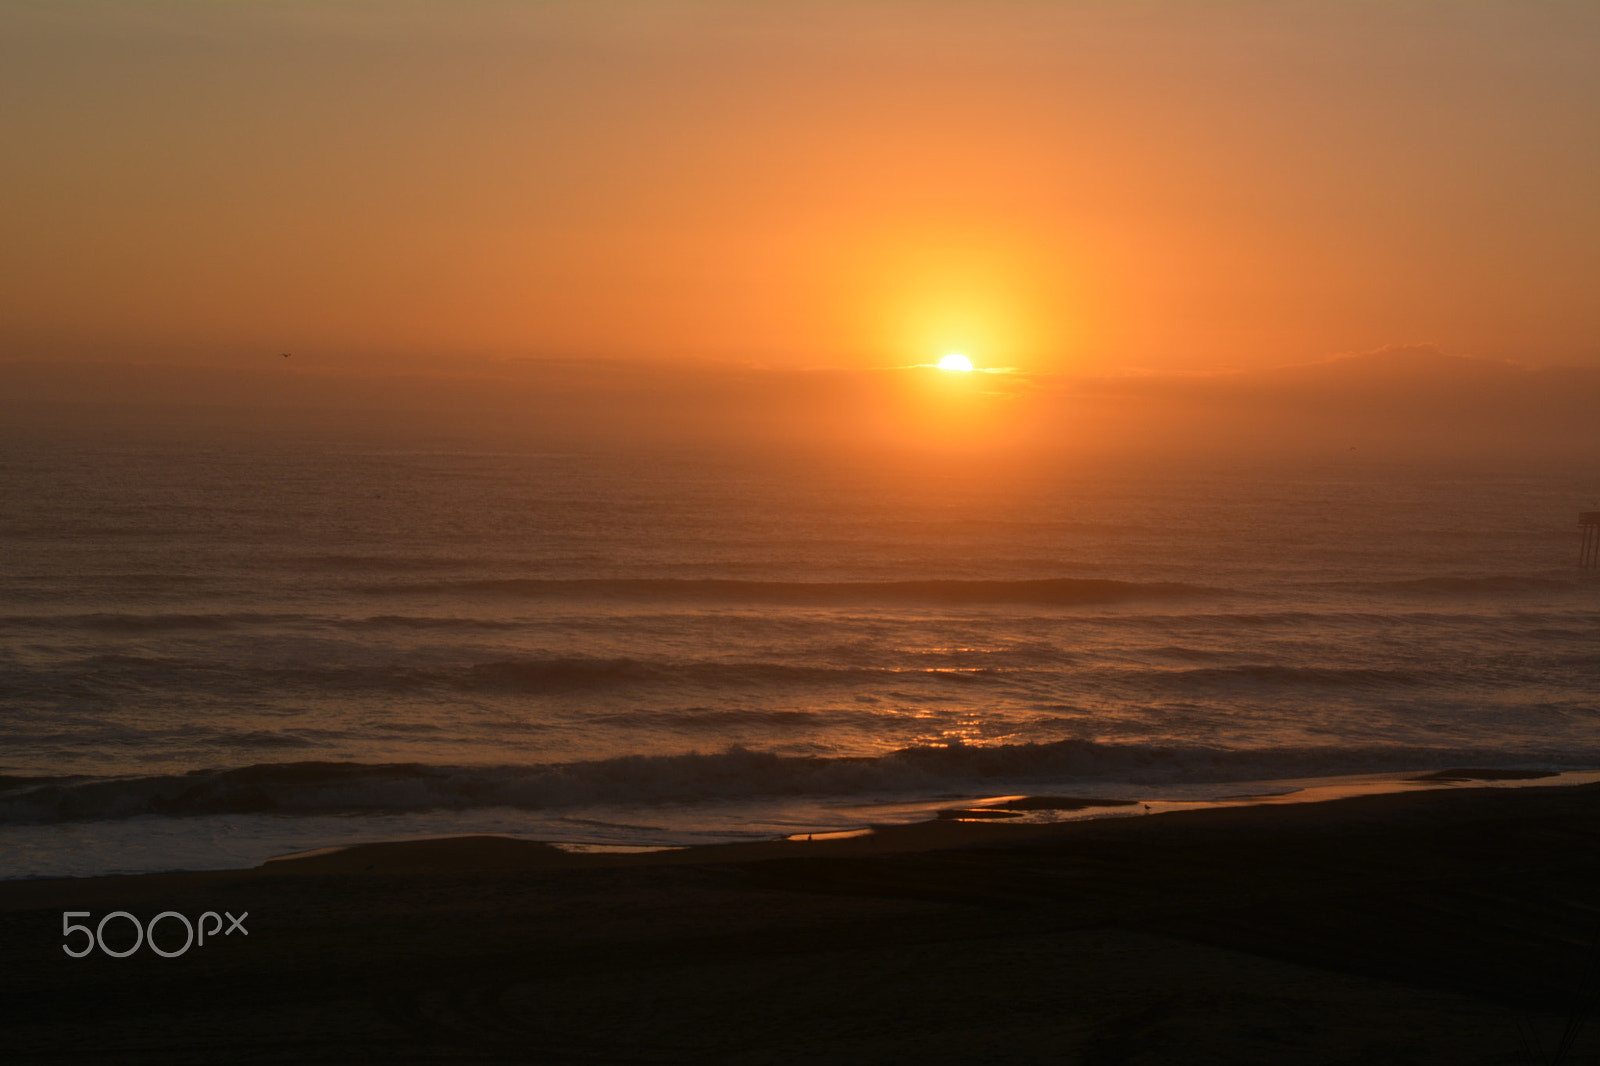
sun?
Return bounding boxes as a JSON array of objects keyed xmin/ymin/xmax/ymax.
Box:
[{"xmin": 937, "ymin": 353, "xmax": 974, "ymax": 372}]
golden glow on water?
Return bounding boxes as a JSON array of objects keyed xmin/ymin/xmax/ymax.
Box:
[
  {"xmin": 785, "ymin": 828, "xmax": 874, "ymax": 842},
  {"xmin": 937, "ymin": 770, "xmax": 1600, "ymax": 826}
]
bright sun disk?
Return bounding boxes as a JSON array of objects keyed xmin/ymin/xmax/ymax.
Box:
[{"xmin": 937, "ymin": 354, "xmax": 974, "ymax": 372}]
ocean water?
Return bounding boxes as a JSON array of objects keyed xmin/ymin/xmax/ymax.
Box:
[{"xmin": 2, "ymin": 427, "xmax": 1597, "ymax": 878}]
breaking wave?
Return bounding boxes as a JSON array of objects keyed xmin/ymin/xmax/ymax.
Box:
[{"xmin": 2, "ymin": 741, "xmax": 1586, "ymax": 826}]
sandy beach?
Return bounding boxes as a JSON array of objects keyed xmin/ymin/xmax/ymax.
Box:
[{"xmin": 4, "ymin": 778, "xmax": 1598, "ymax": 1064}]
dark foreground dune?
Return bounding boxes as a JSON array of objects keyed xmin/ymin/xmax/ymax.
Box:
[{"xmin": 4, "ymin": 782, "xmax": 1600, "ymax": 1064}]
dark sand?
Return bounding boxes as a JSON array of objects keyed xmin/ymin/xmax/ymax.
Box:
[{"xmin": 4, "ymin": 782, "xmax": 1599, "ymax": 1064}]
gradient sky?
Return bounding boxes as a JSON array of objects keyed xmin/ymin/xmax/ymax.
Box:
[{"xmin": 4, "ymin": 0, "xmax": 1597, "ymax": 381}]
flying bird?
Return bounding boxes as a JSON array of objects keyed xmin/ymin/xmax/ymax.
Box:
[{"xmin": 281, "ymin": 352, "xmax": 291, "ymax": 359}]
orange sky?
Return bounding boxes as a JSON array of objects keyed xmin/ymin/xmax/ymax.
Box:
[{"xmin": 3, "ymin": 0, "xmax": 1596, "ymax": 382}]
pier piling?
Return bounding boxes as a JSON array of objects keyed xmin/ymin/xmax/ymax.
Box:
[{"xmin": 1582, "ymin": 513, "xmax": 1600, "ymax": 570}]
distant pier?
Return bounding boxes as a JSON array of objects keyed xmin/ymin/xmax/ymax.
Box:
[{"xmin": 1583, "ymin": 513, "xmax": 1600, "ymax": 570}]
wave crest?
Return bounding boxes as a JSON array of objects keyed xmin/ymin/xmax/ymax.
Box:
[{"xmin": 0, "ymin": 741, "xmax": 1580, "ymax": 826}]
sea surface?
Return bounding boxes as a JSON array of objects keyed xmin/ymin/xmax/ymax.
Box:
[{"xmin": 3, "ymin": 427, "xmax": 1598, "ymax": 878}]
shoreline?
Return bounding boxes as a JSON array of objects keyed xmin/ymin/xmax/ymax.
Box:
[
  {"xmin": 248, "ymin": 765, "xmax": 1600, "ymax": 874},
  {"xmin": 4, "ymin": 774, "xmax": 1597, "ymax": 907},
  {"xmin": 3, "ymin": 778, "xmax": 1599, "ymax": 1062},
  {"xmin": 5, "ymin": 764, "xmax": 1598, "ymax": 885}
]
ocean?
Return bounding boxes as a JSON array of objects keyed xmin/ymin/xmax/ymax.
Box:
[{"xmin": 3, "ymin": 426, "xmax": 1597, "ymax": 878}]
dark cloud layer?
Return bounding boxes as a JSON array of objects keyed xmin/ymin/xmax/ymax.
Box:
[{"xmin": 3, "ymin": 344, "xmax": 1596, "ymax": 460}]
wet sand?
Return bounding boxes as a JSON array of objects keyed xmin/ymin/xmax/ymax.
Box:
[{"xmin": 3, "ymin": 780, "xmax": 1599, "ymax": 1063}]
